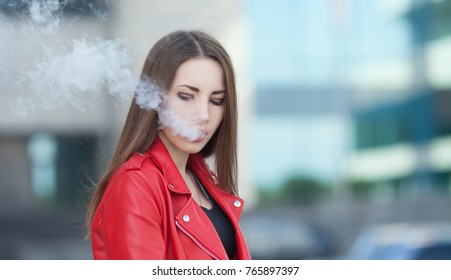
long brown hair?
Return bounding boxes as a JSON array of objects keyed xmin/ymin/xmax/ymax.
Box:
[{"xmin": 85, "ymin": 30, "xmax": 238, "ymax": 238}]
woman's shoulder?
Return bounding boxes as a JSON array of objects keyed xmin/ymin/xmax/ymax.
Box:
[
  {"xmin": 100, "ymin": 152, "xmax": 166, "ymax": 206},
  {"xmin": 108, "ymin": 152, "xmax": 165, "ymax": 190},
  {"xmin": 120, "ymin": 151, "xmax": 163, "ymax": 175}
]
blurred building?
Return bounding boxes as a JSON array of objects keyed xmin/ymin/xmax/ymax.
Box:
[
  {"xmin": 246, "ymin": 0, "xmax": 352, "ymax": 191},
  {"xmin": 348, "ymin": 0, "xmax": 451, "ymax": 198},
  {"xmin": 243, "ymin": 0, "xmax": 451, "ymax": 259},
  {"xmin": 0, "ymin": 0, "xmax": 112, "ymax": 211},
  {"xmin": 246, "ymin": 0, "xmax": 451, "ymax": 200}
]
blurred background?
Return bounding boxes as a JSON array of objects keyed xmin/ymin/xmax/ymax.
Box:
[{"xmin": 1, "ymin": 0, "xmax": 451, "ymax": 260}]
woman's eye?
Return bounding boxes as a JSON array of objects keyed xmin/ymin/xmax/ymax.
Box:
[
  {"xmin": 210, "ymin": 98, "xmax": 224, "ymax": 106},
  {"xmin": 177, "ymin": 92, "xmax": 192, "ymax": 101}
]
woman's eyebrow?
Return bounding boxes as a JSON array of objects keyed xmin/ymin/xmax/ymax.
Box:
[
  {"xmin": 177, "ymin": 84, "xmax": 199, "ymax": 92},
  {"xmin": 212, "ymin": 90, "xmax": 226, "ymax": 95},
  {"xmin": 177, "ymin": 84, "xmax": 225, "ymax": 94}
]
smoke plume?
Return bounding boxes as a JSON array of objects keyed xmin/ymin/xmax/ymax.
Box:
[{"xmin": 1, "ymin": 0, "xmax": 203, "ymax": 141}]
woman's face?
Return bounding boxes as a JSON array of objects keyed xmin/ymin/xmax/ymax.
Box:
[{"xmin": 159, "ymin": 57, "xmax": 225, "ymax": 155}]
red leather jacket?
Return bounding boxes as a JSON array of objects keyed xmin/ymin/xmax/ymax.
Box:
[{"xmin": 91, "ymin": 137, "xmax": 251, "ymax": 260}]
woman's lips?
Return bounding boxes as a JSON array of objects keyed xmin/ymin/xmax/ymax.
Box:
[{"xmin": 194, "ymin": 129, "xmax": 207, "ymax": 142}]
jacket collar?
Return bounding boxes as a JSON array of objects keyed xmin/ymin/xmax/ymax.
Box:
[
  {"xmin": 146, "ymin": 136, "xmax": 244, "ymax": 218},
  {"xmin": 146, "ymin": 136, "xmax": 191, "ymax": 195}
]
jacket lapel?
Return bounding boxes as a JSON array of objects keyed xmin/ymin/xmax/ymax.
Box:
[
  {"xmin": 174, "ymin": 198, "xmax": 228, "ymax": 259},
  {"xmin": 188, "ymin": 154, "xmax": 250, "ymax": 260},
  {"xmin": 147, "ymin": 137, "xmax": 229, "ymax": 259},
  {"xmin": 188, "ymin": 154, "xmax": 244, "ymax": 222}
]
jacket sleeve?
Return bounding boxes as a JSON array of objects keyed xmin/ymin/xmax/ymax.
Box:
[{"xmin": 100, "ymin": 170, "xmax": 166, "ymax": 259}]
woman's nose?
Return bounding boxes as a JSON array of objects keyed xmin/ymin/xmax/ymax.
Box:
[{"xmin": 193, "ymin": 101, "xmax": 209, "ymax": 124}]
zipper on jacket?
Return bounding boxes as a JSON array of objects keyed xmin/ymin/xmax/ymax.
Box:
[{"xmin": 175, "ymin": 221, "xmax": 220, "ymax": 260}]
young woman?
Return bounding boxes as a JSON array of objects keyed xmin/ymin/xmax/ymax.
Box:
[{"xmin": 85, "ymin": 30, "xmax": 251, "ymax": 260}]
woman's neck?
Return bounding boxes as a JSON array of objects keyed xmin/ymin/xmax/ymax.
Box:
[
  {"xmin": 157, "ymin": 132, "xmax": 212, "ymax": 209},
  {"xmin": 158, "ymin": 132, "xmax": 189, "ymax": 176}
]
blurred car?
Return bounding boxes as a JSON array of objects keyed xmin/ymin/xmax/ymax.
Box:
[
  {"xmin": 341, "ymin": 221, "xmax": 451, "ymax": 260},
  {"xmin": 240, "ymin": 213, "xmax": 336, "ymax": 259}
]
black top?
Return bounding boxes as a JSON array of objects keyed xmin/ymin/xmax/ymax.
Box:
[{"xmin": 194, "ymin": 175, "xmax": 237, "ymax": 259}]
